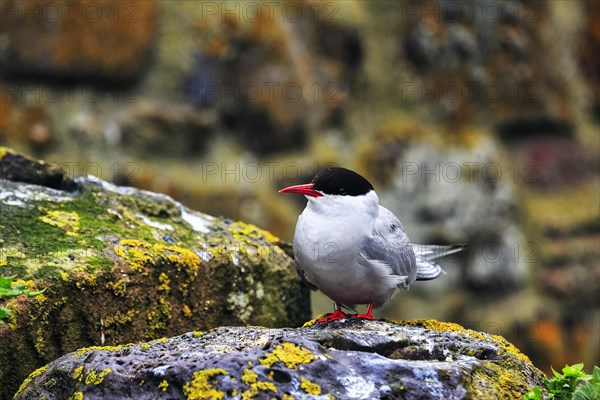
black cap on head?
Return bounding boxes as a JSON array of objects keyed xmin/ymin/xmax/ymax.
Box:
[{"xmin": 311, "ymin": 167, "xmax": 374, "ymax": 196}]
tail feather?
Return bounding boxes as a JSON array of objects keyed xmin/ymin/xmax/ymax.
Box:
[{"xmin": 412, "ymin": 244, "xmax": 465, "ymax": 281}]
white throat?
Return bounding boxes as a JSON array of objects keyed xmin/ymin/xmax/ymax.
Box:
[{"xmin": 306, "ymin": 190, "xmax": 379, "ymax": 220}]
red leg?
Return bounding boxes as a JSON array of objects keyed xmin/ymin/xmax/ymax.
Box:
[
  {"xmin": 351, "ymin": 303, "xmax": 375, "ymax": 320},
  {"xmin": 316, "ymin": 303, "xmax": 349, "ymax": 323}
]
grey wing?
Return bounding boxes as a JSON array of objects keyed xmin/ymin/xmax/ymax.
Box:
[
  {"xmin": 293, "ymin": 242, "xmax": 318, "ymax": 291},
  {"xmin": 360, "ymin": 207, "xmax": 417, "ymax": 288},
  {"xmin": 412, "ymin": 244, "xmax": 464, "ymax": 280}
]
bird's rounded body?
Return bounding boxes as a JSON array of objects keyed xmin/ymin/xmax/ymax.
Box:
[
  {"xmin": 279, "ymin": 167, "xmax": 461, "ymax": 320},
  {"xmin": 293, "ymin": 189, "xmax": 416, "ymax": 309}
]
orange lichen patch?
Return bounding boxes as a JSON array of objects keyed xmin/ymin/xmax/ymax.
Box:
[{"xmin": 3, "ymin": 1, "xmax": 156, "ymax": 77}]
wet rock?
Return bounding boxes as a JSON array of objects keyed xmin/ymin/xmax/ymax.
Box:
[
  {"xmin": 14, "ymin": 319, "xmax": 545, "ymax": 400},
  {"xmin": 0, "ymin": 147, "xmax": 76, "ymax": 191},
  {"xmin": 0, "ymin": 149, "xmax": 310, "ymax": 399}
]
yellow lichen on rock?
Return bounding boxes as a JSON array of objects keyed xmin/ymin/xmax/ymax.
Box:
[
  {"xmin": 71, "ymin": 344, "xmax": 134, "ymax": 358},
  {"xmin": 13, "ymin": 365, "xmax": 48, "ymax": 397},
  {"xmin": 241, "ymin": 368, "xmax": 258, "ymax": 385},
  {"xmin": 39, "ymin": 210, "xmax": 80, "ymax": 236},
  {"xmin": 183, "ymin": 368, "xmax": 228, "ymax": 400},
  {"xmin": 259, "ymin": 342, "xmax": 315, "ymax": 368},
  {"xmin": 241, "ymin": 381, "xmax": 277, "ymax": 400},
  {"xmin": 301, "ymin": 377, "xmax": 321, "ymax": 395},
  {"xmin": 158, "ymin": 379, "xmax": 169, "ymax": 392},
  {"xmin": 72, "ymin": 365, "xmax": 84, "ymax": 382},
  {"xmin": 114, "ymin": 239, "xmax": 201, "ymax": 278},
  {"xmin": 400, "ymin": 319, "xmax": 533, "ymax": 365},
  {"xmin": 229, "ymin": 221, "xmax": 281, "ymax": 244},
  {"xmin": 84, "ymin": 368, "xmax": 112, "ymax": 385},
  {"xmin": 158, "ymin": 272, "xmax": 171, "ymax": 293},
  {"xmin": 68, "ymin": 392, "xmax": 84, "ymax": 400}
]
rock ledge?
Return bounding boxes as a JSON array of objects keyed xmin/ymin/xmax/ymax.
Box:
[{"xmin": 15, "ymin": 319, "xmax": 545, "ymax": 399}]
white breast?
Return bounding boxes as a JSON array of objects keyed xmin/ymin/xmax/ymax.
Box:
[{"xmin": 293, "ymin": 191, "xmax": 402, "ymax": 307}]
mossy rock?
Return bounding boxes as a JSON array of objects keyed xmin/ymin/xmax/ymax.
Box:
[
  {"xmin": 0, "ymin": 148, "xmax": 310, "ymax": 399},
  {"xmin": 14, "ymin": 319, "xmax": 546, "ymax": 399}
]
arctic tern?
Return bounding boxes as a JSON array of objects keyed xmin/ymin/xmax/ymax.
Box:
[{"xmin": 279, "ymin": 167, "xmax": 463, "ymax": 322}]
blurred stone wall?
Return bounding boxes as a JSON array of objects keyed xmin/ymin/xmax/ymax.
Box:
[{"xmin": 0, "ymin": 0, "xmax": 598, "ymax": 373}]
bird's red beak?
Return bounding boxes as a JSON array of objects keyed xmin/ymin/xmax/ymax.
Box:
[{"xmin": 279, "ymin": 184, "xmax": 323, "ymax": 197}]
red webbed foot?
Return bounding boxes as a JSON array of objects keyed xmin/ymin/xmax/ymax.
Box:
[
  {"xmin": 350, "ymin": 303, "xmax": 375, "ymax": 320},
  {"xmin": 316, "ymin": 308, "xmax": 348, "ymax": 323}
]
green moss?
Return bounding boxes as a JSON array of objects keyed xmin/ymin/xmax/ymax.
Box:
[
  {"xmin": 183, "ymin": 368, "xmax": 228, "ymax": 400},
  {"xmin": 87, "ymin": 257, "xmax": 113, "ymax": 271},
  {"xmin": 0, "ymin": 150, "xmax": 307, "ymax": 397}
]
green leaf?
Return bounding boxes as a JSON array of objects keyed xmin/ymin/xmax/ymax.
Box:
[
  {"xmin": 552, "ymin": 366, "xmax": 563, "ymax": 379},
  {"xmin": 0, "ymin": 306, "xmax": 12, "ymax": 323},
  {"xmin": 573, "ymin": 379, "xmax": 600, "ymax": 400},
  {"xmin": 563, "ymin": 363, "xmax": 586, "ymax": 379},
  {"xmin": 0, "ymin": 275, "xmax": 45, "ymax": 298},
  {"xmin": 523, "ymin": 386, "xmax": 542, "ymax": 400}
]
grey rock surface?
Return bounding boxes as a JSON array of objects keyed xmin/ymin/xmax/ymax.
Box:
[{"xmin": 15, "ymin": 319, "xmax": 545, "ymax": 399}]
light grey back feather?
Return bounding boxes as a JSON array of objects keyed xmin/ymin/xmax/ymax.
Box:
[{"xmin": 359, "ymin": 206, "xmax": 417, "ymax": 288}]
